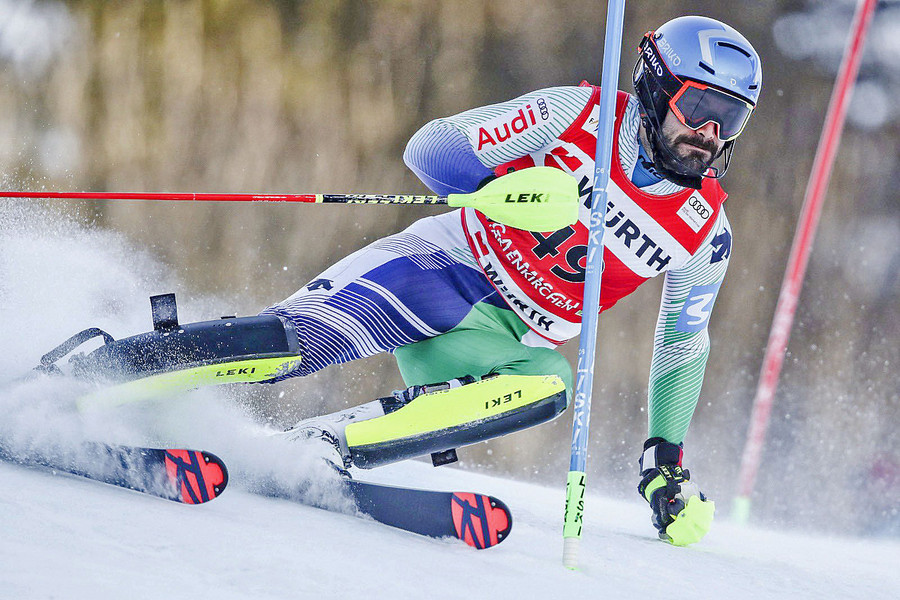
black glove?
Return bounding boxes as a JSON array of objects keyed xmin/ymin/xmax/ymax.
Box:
[
  {"xmin": 637, "ymin": 437, "xmax": 714, "ymax": 545},
  {"xmin": 476, "ymin": 165, "xmax": 517, "ymax": 190},
  {"xmin": 476, "ymin": 174, "xmax": 497, "ymax": 190}
]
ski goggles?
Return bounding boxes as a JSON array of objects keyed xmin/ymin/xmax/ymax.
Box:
[
  {"xmin": 668, "ymin": 80, "xmax": 754, "ymax": 142},
  {"xmin": 638, "ymin": 32, "xmax": 755, "ymax": 142}
]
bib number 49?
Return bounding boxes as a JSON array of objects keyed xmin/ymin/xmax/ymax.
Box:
[{"xmin": 531, "ymin": 226, "xmax": 587, "ymax": 283}]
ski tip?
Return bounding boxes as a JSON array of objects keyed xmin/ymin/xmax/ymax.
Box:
[
  {"xmin": 163, "ymin": 449, "xmax": 229, "ymax": 504},
  {"xmin": 450, "ymin": 493, "xmax": 513, "ymax": 550}
]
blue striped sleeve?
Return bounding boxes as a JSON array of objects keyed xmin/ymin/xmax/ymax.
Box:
[
  {"xmin": 403, "ymin": 87, "xmax": 593, "ymax": 195},
  {"xmin": 403, "ymin": 119, "xmax": 494, "ymax": 195}
]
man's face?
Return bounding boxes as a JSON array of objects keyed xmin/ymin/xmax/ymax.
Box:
[{"xmin": 660, "ymin": 110, "xmax": 726, "ymax": 173}]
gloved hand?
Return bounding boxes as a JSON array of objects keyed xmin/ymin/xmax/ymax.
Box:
[{"xmin": 637, "ymin": 437, "xmax": 715, "ymax": 546}]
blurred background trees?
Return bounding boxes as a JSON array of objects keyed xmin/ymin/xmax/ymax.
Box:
[{"xmin": 1, "ymin": 0, "xmax": 897, "ymax": 535}]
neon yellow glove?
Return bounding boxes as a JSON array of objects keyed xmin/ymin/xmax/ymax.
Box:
[{"xmin": 637, "ymin": 438, "xmax": 715, "ymax": 546}]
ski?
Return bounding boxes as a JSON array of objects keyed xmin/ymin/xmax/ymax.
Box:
[
  {"xmin": 0, "ymin": 442, "xmax": 228, "ymax": 504},
  {"xmin": 347, "ymin": 480, "xmax": 513, "ymax": 549},
  {"xmin": 254, "ymin": 477, "xmax": 512, "ymax": 549}
]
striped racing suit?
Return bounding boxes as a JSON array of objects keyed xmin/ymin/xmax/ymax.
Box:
[{"xmin": 262, "ymin": 84, "xmax": 733, "ymax": 445}]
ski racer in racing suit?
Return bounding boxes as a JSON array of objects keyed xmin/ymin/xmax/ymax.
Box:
[{"xmin": 262, "ymin": 16, "xmax": 762, "ymax": 545}]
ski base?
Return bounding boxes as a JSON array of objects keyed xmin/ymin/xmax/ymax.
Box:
[
  {"xmin": 255, "ymin": 477, "xmax": 512, "ymax": 549},
  {"xmin": 348, "ymin": 480, "xmax": 512, "ymax": 549},
  {"xmin": 0, "ymin": 442, "xmax": 228, "ymax": 504}
]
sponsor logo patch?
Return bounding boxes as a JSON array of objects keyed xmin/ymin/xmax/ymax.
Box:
[
  {"xmin": 472, "ymin": 101, "xmax": 548, "ymax": 151},
  {"xmin": 482, "ymin": 260, "xmax": 556, "ymax": 332},
  {"xmin": 710, "ymin": 228, "xmax": 732, "ymax": 264},
  {"xmin": 677, "ymin": 193, "xmax": 713, "ymax": 232},
  {"xmin": 675, "ymin": 282, "xmax": 722, "ymax": 333}
]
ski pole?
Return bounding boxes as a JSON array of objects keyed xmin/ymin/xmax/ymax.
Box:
[
  {"xmin": 563, "ymin": 0, "xmax": 626, "ymax": 570},
  {"xmin": 1, "ymin": 166, "xmax": 578, "ymax": 233},
  {"xmin": 733, "ymin": 0, "xmax": 878, "ymax": 523}
]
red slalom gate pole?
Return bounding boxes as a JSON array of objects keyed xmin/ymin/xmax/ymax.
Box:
[{"xmin": 733, "ymin": 0, "xmax": 878, "ymax": 523}]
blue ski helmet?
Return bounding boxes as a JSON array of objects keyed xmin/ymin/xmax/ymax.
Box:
[{"xmin": 633, "ymin": 16, "xmax": 762, "ymax": 186}]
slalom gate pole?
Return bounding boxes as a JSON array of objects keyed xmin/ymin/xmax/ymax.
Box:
[
  {"xmin": 562, "ymin": 0, "xmax": 626, "ymax": 570},
  {"xmin": 733, "ymin": 0, "xmax": 878, "ymax": 524}
]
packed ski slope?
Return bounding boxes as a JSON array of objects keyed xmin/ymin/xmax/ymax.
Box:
[
  {"xmin": 1, "ymin": 449, "xmax": 898, "ymax": 600},
  {"xmin": 1, "ymin": 203, "xmax": 897, "ymax": 599}
]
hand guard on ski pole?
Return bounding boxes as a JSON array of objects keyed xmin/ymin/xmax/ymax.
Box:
[{"xmin": 637, "ymin": 438, "xmax": 715, "ymax": 546}]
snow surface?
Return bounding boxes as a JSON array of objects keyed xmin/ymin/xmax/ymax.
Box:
[{"xmin": 1, "ymin": 452, "xmax": 898, "ymax": 600}]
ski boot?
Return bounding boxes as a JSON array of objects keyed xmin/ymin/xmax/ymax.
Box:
[
  {"xmin": 280, "ymin": 400, "xmax": 386, "ymax": 476},
  {"xmin": 284, "ymin": 373, "xmax": 567, "ymax": 470},
  {"xmin": 279, "ymin": 377, "xmax": 477, "ymax": 472}
]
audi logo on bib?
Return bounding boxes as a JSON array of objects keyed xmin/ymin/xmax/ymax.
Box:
[
  {"xmin": 689, "ymin": 197, "xmax": 710, "ymax": 219},
  {"xmin": 677, "ymin": 193, "xmax": 714, "ymax": 233}
]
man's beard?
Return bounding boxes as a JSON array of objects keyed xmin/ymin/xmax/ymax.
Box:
[{"xmin": 667, "ymin": 132, "xmax": 720, "ymax": 174}]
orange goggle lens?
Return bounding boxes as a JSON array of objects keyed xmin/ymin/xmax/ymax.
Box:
[{"xmin": 669, "ymin": 81, "xmax": 754, "ymax": 142}]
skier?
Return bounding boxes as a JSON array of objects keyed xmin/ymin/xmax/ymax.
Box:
[{"xmin": 262, "ymin": 16, "xmax": 762, "ymax": 543}]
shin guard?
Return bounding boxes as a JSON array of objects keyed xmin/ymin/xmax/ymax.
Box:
[{"xmin": 345, "ymin": 374, "xmax": 567, "ymax": 468}]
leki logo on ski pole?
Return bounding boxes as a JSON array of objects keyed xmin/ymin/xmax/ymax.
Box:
[{"xmin": 504, "ymin": 193, "xmax": 546, "ymax": 203}]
